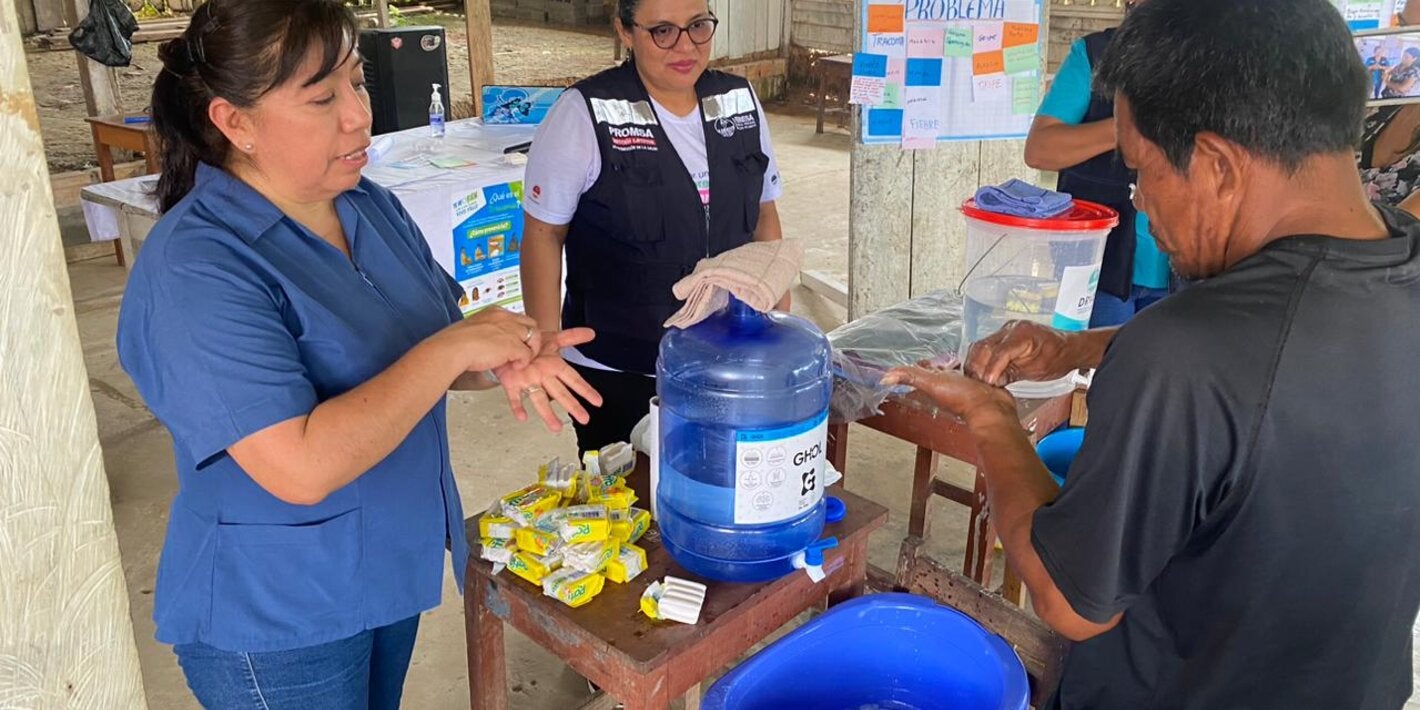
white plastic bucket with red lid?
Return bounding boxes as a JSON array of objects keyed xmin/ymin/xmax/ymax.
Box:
[{"xmin": 959, "ymin": 198, "xmax": 1119, "ymax": 399}]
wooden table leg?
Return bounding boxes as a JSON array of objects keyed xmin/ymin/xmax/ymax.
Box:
[
  {"xmin": 91, "ymin": 125, "xmax": 116, "ymax": 183},
  {"xmin": 682, "ymin": 683, "xmax": 703, "ymax": 710},
  {"xmin": 907, "ymin": 446, "xmax": 939, "ymax": 540},
  {"xmin": 827, "ymin": 423, "xmax": 849, "ymax": 479},
  {"xmin": 829, "ymin": 538, "xmax": 870, "ymax": 607},
  {"xmin": 816, "ymin": 69, "xmax": 828, "ymax": 134},
  {"xmin": 467, "ymin": 578, "xmax": 508, "ymax": 710},
  {"xmin": 1001, "ymin": 568, "xmax": 1025, "ymax": 607},
  {"xmin": 964, "ymin": 468, "xmax": 988, "ymax": 580}
]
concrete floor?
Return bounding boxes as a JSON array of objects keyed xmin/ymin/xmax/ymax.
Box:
[{"xmin": 69, "ymin": 109, "xmax": 1420, "ymax": 709}]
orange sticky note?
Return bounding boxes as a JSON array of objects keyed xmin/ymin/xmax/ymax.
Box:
[
  {"xmin": 868, "ymin": 4, "xmax": 906, "ymax": 34},
  {"xmin": 974, "ymin": 50, "xmax": 1005, "ymax": 76},
  {"xmin": 1003, "ymin": 22, "xmax": 1040, "ymax": 48}
]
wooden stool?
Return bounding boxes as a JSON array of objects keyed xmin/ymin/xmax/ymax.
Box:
[
  {"xmin": 86, "ymin": 115, "xmax": 161, "ymax": 267},
  {"xmin": 464, "ymin": 458, "xmax": 889, "ymax": 710},
  {"xmin": 828, "ymin": 390, "xmax": 1074, "ymax": 604},
  {"xmin": 812, "ymin": 54, "xmax": 855, "ymax": 134}
]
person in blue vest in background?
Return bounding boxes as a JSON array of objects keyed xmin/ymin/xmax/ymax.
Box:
[{"xmin": 1024, "ymin": 0, "xmax": 1172, "ymax": 327}]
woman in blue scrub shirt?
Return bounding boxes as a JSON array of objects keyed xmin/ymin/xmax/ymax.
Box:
[{"xmin": 117, "ymin": 0, "xmax": 601, "ymax": 706}]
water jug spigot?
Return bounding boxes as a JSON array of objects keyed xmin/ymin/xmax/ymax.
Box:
[{"xmin": 792, "ymin": 537, "xmax": 839, "ymax": 583}]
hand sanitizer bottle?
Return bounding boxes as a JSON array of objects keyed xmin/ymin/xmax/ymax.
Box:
[{"xmin": 429, "ymin": 83, "xmax": 446, "ymax": 139}]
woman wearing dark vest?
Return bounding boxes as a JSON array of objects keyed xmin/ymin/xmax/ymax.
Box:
[
  {"xmin": 521, "ymin": 0, "xmax": 786, "ymax": 453},
  {"xmin": 1023, "ymin": 0, "xmax": 1172, "ymax": 327}
]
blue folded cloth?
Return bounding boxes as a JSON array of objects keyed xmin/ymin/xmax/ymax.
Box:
[{"xmin": 973, "ymin": 179, "xmax": 1073, "ymax": 219}]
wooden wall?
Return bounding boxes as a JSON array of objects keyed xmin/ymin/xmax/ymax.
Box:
[
  {"xmin": 708, "ymin": 0, "xmax": 789, "ymax": 62},
  {"xmin": 790, "ymin": 0, "xmax": 853, "ymax": 54}
]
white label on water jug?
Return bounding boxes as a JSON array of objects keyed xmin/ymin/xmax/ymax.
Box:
[
  {"xmin": 733, "ymin": 411, "xmax": 830, "ymax": 525},
  {"xmin": 1052, "ymin": 265, "xmax": 1101, "ymax": 332}
]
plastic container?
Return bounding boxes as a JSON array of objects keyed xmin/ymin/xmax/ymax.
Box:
[
  {"xmin": 657, "ymin": 297, "xmax": 833, "ymax": 583},
  {"xmin": 1036, "ymin": 426, "xmax": 1085, "ymax": 488},
  {"xmin": 959, "ymin": 199, "xmax": 1117, "ymax": 398},
  {"xmin": 704, "ymin": 593, "xmax": 1030, "ymax": 710}
]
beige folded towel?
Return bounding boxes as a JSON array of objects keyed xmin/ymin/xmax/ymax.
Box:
[{"xmin": 663, "ymin": 239, "xmax": 804, "ymax": 329}]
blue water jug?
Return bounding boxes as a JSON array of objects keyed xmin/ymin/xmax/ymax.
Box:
[{"xmin": 657, "ymin": 297, "xmax": 833, "ymax": 583}]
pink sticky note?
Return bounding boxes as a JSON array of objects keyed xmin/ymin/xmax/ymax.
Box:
[{"xmin": 907, "ymin": 26, "xmax": 946, "ymax": 58}]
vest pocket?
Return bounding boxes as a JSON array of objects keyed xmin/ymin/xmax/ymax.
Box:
[
  {"xmin": 734, "ymin": 151, "xmax": 770, "ymax": 232},
  {"xmin": 209, "ymin": 508, "xmax": 363, "ymax": 643},
  {"xmin": 609, "ymin": 163, "xmax": 667, "ymax": 244}
]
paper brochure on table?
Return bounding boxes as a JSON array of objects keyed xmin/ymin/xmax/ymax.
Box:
[{"xmin": 853, "ymin": 0, "xmax": 1045, "ymax": 147}]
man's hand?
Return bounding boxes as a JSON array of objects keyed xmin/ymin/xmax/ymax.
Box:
[
  {"xmin": 493, "ymin": 328, "xmax": 604, "ymax": 433},
  {"xmin": 882, "ymin": 365, "xmax": 1017, "ymax": 428},
  {"xmin": 966, "ymin": 321, "xmax": 1118, "ymax": 387}
]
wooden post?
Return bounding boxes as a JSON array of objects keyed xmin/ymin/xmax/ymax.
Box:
[
  {"xmin": 0, "ymin": 0, "xmax": 147, "ymax": 705},
  {"xmin": 847, "ymin": 3, "xmax": 1044, "ymax": 319},
  {"xmin": 59, "ymin": 0, "xmax": 121, "ymax": 116},
  {"xmin": 375, "ymin": 0, "xmax": 391, "ymax": 28},
  {"xmin": 464, "ymin": 0, "xmax": 494, "ymax": 117}
]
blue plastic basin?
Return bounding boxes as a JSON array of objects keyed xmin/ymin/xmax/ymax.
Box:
[
  {"xmin": 1036, "ymin": 427, "xmax": 1085, "ymax": 487},
  {"xmin": 703, "ymin": 593, "xmax": 1029, "ymax": 710}
]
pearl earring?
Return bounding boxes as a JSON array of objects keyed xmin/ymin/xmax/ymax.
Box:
[{"xmin": 244, "ymin": 143, "xmax": 254, "ymax": 152}]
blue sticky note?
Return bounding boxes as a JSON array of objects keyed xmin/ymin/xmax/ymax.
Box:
[
  {"xmin": 905, "ymin": 58, "xmax": 944, "ymax": 87},
  {"xmin": 852, "ymin": 52, "xmax": 889, "ymax": 78},
  {"xmin": 867, "ymin": 108, "xmax": 904, "ymax": 137}
]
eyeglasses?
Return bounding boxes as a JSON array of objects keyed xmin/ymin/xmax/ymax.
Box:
[{"xmin": 635, "ymin": 17, "xmax": 719, "ymax": 50}]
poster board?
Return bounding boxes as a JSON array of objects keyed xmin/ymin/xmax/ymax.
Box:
[
  {"xmin": 854, "ymin": 0, "xmax": 1046, "ymax": 146},
  {"xmin": 452, "ymin": 182, "xmax": 526, "ymax": 315},
  {"xmin": 1332, "ymin": 0, "xmax": 1400, "ymax": 31}
]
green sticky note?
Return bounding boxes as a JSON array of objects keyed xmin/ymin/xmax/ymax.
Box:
[
  {"xmin": 1013, "ymin": 76, "xmax": 1040, "ymax": 115},
  {"xmin": 882, "ymin": 82, "xmax": 903, "ymax": 109},
  {"xmin": 1004, "ymin": 44, "xmax": 1039, "ymax": 75},
  {"xmin": 945, "ymin": 28, "xmax": 973, "ymax": 59}
]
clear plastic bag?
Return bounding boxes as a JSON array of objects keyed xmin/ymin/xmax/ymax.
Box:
[{"xmin": 827, "ymin": 290, "xmax": 964, "ymax": 424}]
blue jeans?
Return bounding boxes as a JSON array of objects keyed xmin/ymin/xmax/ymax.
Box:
[
  {"xmin": 174, "ymin": 615, "xmax": 420, "ymax": 709},
  {"xmin": 1090, "ymin": 285, "xmax": 1170, "ymax": 328}
]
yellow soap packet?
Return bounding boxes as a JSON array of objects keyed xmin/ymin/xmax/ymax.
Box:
[
  {"xmin": 591, "ymin": 483, "xmax": 638, "ymax": 512},
  {"xmin": 564, "ymin": 538, "xmax": 618, "ymax": 574},
  {"xmin": 542, "ymin": 567, "xmax": 606, "ymax": 609},
  {"xmin": 605, "ymin": 542, "xmax": 647, "ymax": 584},
  {"xmin": 506, "ymin": 549, "xmax": 562, "ymax": 586},
  {"xmin": 479, "ymin": 537, "xmax": 517, "ymax": 565},
  {"xmin": 478, "ymin": 510, "xmax": 519, "ymax": 541},
  {"xmin": 500, "ymin": 484, "xmax": 562, "ymax": 527},
  {"xmin": 611, "ymin": 507, "xmax": 652, "ymax": 545},
  {"xmin": 515, "ymin": 525, "xmax": 561, "ymax": 557},
  {"xmin": 578, "ymin": 473, "xmax": 625, "ymax": 503},
  {"xmin": 557, "ymin": 504, "xmax": 611, "ymax": 544}
]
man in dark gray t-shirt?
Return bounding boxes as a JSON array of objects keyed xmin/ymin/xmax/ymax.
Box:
[{"xmin": 885, "ymin": 1, "xmax": 1420, "ymax": 708}]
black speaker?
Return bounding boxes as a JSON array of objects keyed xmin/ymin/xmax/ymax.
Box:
[{"xmin": 358, "ymin": 26, "xmax": 451, "ymax": 136}]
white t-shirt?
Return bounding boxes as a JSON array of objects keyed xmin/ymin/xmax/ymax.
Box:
[{"xmin": 524, "ymin": 87, "xmax": 784, "ymax": 373}]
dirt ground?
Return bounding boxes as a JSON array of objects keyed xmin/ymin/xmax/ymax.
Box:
[{"xmin": 28, "ymin": 14, "xmax": 624, "ymax": 173}]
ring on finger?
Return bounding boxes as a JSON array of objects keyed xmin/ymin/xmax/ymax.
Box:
[{"xmin": 522, "ymin": 385, "xmax": 544, "ymax": 397}]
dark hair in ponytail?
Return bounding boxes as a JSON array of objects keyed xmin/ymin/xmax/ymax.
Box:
[
  {"xmin": 151, "ymin": 0, "xmax": 358, "ymax": 212},
  {"xmin": 616, "ymin": 0, "xmax": 642, "ymax": 29}
]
